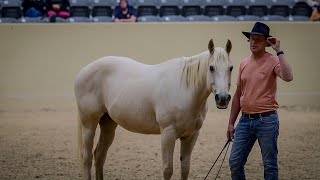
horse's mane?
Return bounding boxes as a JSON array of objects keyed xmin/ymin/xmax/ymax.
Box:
[
  {"xmin": 180, "ymin": 48, "xmax": 229, "ymax": 91},
  {"xmin": 181, "ymin": 51, "xmax": 210, "ymax": 90}
]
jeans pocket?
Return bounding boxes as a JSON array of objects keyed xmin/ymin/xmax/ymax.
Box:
[{"xmin": 260, "ymin": 113, "xmax": 279, "ymax": 124}]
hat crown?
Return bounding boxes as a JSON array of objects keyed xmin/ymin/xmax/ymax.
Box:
[{"xmin": 250, "ymin": 22, "xmax": 270, "ymax": 37}]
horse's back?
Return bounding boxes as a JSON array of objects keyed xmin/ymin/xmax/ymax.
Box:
[{"xmin": 74, "ymin": 56, "xmax": 145, "ymax": 110}]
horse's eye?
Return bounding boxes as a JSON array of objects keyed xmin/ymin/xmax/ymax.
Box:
[
  {"xmin": 210, "ymin": 66, "xmax": 214, "ymax": 72},
  {"xmin": 230, "ymin": 66, "xmax": 233, "ymax": 72}
]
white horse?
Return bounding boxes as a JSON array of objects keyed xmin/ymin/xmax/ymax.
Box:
[{"xmin": 75, "ymin": 39, "xmax": 233, "ymax": 180}]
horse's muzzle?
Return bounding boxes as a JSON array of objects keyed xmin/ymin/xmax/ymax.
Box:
[{"xmin": 215, "ymin": 93, "xmax": 231, "ymax": 109}]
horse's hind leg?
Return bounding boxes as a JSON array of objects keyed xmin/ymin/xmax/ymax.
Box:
[
  {"xmin": 94, "ymin": 113, "xmax": 118, "ymax": 180},
  {"xmin": 180, "ymin": 131, "xmax": 199, "ymax": 180}
]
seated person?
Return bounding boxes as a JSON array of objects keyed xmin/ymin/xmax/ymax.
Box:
[
  {"xmin": 22, "ymin": 0, "xmax": 45, "ymax": 17},
  {"xmin": 46, "ymin": 0, "xmax": 70, "ymax": 22},
  {"xmin": 114, "ymin": 0, "xmax": 136, "ymax": 22},
  {"xmin": 307, "ymin": 0, "xmax": 320, "ymax": 7},
  {"xmin": 310, "ymin": 5, "xmax": 320, "ymax": 21}
]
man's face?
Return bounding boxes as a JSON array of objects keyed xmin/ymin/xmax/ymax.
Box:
[
  {"xmin": 120, "ymin": 0, "xmax": 127, "ymax": 9},
  {"xmin": 249, "ymin": 34, "xmax": 268, "ymax": 53}
]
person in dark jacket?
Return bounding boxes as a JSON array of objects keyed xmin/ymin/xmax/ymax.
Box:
[
  {"xmin": 22, "ymin": 0, "xmax": 45, "ymax": 17},
  {"xmin": 114, "ymin": 0, "xmax": 136, "ymax": 22},
  {"xmin": 46, "ymin": 0, "xmax": 70, "ymax": 22}
]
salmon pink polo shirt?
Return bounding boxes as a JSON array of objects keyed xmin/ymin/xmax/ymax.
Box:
[{"xmin": 237, "ymin": 52, "xmax": 281, "ymax": 114}]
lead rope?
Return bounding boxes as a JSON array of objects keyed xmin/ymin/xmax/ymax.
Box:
[{"xmin": 203, "ymin": 140, "xmax": 232, "ymax": 180}]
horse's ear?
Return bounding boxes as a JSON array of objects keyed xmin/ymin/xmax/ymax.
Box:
[
  {"xmin": 226, "ymin": 39, "xmax": 232, "ymax": 55},
  {"xmin": 208, "ymin": 39, "xmax": 214, "ymax": 55}
]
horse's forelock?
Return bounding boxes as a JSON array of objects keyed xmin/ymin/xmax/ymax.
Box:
[{"xmin": 212, "ymin": 47, "xmax": 231, "ymax": 69}]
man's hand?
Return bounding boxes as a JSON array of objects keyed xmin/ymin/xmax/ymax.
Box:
[
  {"xmin": 227, "ymin": 124, "xmax": 235, "ymax": 141},
  {"xmin": 267, "ymin": 37, "xmax": 281, "ymax": 53}
]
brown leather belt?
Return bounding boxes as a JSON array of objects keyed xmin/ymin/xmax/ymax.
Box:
[{"xmin": 242, "ymin": 111, "xmax": 276, "ymax": 119}]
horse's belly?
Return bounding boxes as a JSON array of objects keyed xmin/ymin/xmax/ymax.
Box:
[
  {"xmin": 118, "ymin": 118, "xmax": 160, "ymax": 134},
  {"xmin": 108, "ymin": 107, "xmax": 160, "ymax": 134}
]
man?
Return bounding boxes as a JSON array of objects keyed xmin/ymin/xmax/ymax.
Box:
[
  {"xmin": 114, "ymin": 0, "xmax": 136, "ymax": 22},
  {"xmin": 227, "ymin": 22, "xmax": 293, "ymax": 180}
]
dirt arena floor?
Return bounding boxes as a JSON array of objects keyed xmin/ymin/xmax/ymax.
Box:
[{"xmin": 0, "ymin": 106, "xmax": 319, "ymax": 180}]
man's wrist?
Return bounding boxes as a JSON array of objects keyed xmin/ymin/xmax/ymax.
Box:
[{"xmin": 276, "ymin": 50, "xmax": 284, "ymax": 56}]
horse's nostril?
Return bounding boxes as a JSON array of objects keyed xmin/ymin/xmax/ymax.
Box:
[
  {"xmin": 227, "ymin": 95, "xmax": 231, "ymax": 101},
  {"xmin": 215, "ymin": 94, "xmax": 219, "ymax": 101}
]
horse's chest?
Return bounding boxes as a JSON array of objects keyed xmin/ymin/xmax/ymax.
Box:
[{"xmin": 176, "ymin": 114, "xmax": 205, "ymax": 136}]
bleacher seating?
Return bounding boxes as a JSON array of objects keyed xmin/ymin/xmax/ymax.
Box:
[
  {"xmin": 0, "ymin": 0, "xmax": 315, "ymax": 23},
  {"xmin": 187, "ymin": 15, "xmax": 211, "ymax": 21},
  {"xmin": 69, "ymin": 0, "xmax": 91, "ymax": 17},
  {"xmin": 292, "ymin": 1, "xmax": 313, "ymax": 17},
  {"xmin": 180, "ymin": 0, "xmax": 202, "ymax": 17},
  {"xmin": 290, "ymin": 15, "xmax": 309, "ymax": 21},
  {"xmin": 137, "ymin": 15, "xmax": 161, "ymax": 22},
  {"xmin": 136, "ymin": 0, "xmax": 158, "ymax": 17},
  {"xmin": 69, "ymin": 16, "xmax": 91, "ymax": 22},
  {"xmin": 212, "ymin": 15, "xmax": 237, "ymax": 21},
  {"xmin": 21, "ymin": 16, "xmax": 44, "ymax": 23},
  {"xmin": 270, "ymin": 4, "xmax": 290, "ymax": 17},
  {"xmin": 237, "ymin": 15, "xmax": 261, "ymax": 21},
  {"xmin": 137, "ymin": 6, "xmax": 158, "ymax": 17},
  {"xmin": 92, "ymin": 16, "xmax": 113, "ymax": 22},
  {"xmin": 1, "ymin": 0, "xmax": 22, "ymax": 20},
  {"xmin": 226, "ymin": 5, "xmax": 247, "ymax": 17},
  {"xmin": 161, "ymin": 15, "xmax": 187, "ymax": 22},
  {"xmin": 262, "ymin": 15, "xmax": 289, "ymax": 21},
  {"xmin": 92, "ymin": 6, "xmax": 113, "ymax": 17},
  {"xmin": 247, "ymin": 5, "xmax": 268, "ymax": 17}
]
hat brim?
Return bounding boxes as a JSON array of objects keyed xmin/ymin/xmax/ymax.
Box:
[{"xmin": 242, "ymin": 31, "xmax": 272, "ymax": 47}]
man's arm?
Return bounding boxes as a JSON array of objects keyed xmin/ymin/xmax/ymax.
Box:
[
  {"xmin": 129, "ymin": 15, "xmax": 137, "ymax": 22},
  {"xmin": 267, "ymin": 37, "xmax": 293, "ymax": 82},
  {"xmin": 277, "ymin": 52, "xmax": 293, "ymax": 82},
  {"xmin": 114, "ymin": 16, "xmax": 136, "ymax": 22},
  {"xmin": 227, "ymin": 86, "xmax": 241, "ymax": 141}
]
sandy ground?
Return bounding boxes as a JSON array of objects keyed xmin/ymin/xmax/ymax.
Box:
[{"xmin": 0, "ymin": 107, "xmax": 320, "ymax": 180}]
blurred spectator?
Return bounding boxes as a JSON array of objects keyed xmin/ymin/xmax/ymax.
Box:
[
  {"xmin": 46, "ymin": 0, "xmax": 70, "ymax": 22},
  {"xmin": 114, "ymin": 0, "xmax": 136, "ymax": 22},
  {"xmin": 22, "ymin": 0, "xmax": 45, "ymax": 17},
  {"xmin": 307, "ymin": 0, "xmax": 320, "ymax": 7},
  {"xmin": 310, "ymin": 5, "xmax": 320, "ymax": 21}
]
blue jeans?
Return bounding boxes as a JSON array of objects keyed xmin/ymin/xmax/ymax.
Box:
[
  {"xmin": 25, "ymin": 7, "xmax": 43, "ymax": 17},
  {"xmin": 229, "ymin": 113, "xmax": 279, "ymax": 180}
]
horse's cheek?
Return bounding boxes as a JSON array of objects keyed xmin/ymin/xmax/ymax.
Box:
[{"xmin": 195, "ymin": 119, "xmax": 204, "ymax": 130}]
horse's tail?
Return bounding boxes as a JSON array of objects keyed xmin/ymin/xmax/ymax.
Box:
[{"xmin": 77, "ymin": 109, "xmax": 84, "ymax": 172}]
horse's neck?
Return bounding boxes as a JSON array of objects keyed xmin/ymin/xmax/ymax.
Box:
[{"xmin": 181, "ymin": 52, "xmax": 211, "ymax": 106}]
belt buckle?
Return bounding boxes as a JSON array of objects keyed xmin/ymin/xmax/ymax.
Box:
[{"xmin": 248, "ymin": 114, "xmax": 254, "ymax": 119}]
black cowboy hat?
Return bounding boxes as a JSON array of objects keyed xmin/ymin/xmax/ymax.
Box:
[{"xmin": 242, "ymin": 22, "xmax": 272, "ymax": 46}]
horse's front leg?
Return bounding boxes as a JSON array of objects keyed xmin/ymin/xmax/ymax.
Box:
[
  {"xmin": 161, "ymin": 125, "xmax": 177, "ymax": 180},
  {"xmin": 180, "ymin": 131, "xmax": 199, "ymax": 180}
]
